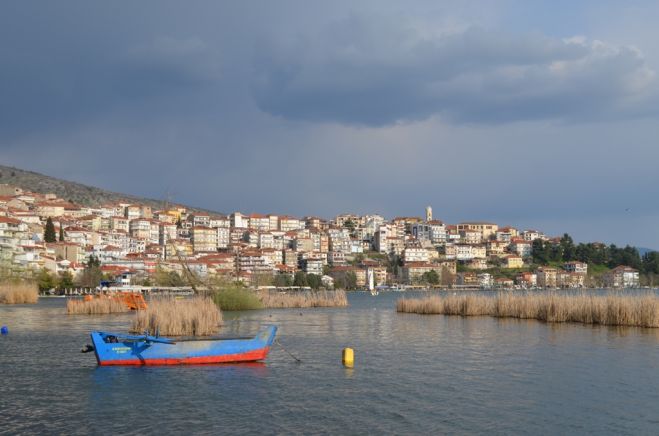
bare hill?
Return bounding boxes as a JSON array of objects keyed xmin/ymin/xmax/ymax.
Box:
[{"xmin": 0, "ymin": 164, "xmax": 217, "ymax": 213}]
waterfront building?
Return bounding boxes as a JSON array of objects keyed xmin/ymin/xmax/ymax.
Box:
[
  {"xmin": 537, "ymin": 267, "xmax": 558, "ymax": 288},
  {"xmin": 603, "ymin": 266, "xmax": 640, "ymax": 288},
  {"xmin": 402, "ymin": 262, "xmax": 441, "ymax": 285}
]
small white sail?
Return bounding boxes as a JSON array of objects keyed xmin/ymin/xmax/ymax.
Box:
[{"xmin": 368, "ymin": 269, "xmax": 377, "ymax": 295}]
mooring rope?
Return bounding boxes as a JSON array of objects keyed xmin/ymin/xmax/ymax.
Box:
[{"xmin": 275, "ymin": 338, "xmax": 302, "ymax": 363}]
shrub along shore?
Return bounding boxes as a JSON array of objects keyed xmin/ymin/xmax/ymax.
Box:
[{"xmin": 396, "ymin": 293, "xmax": 659, "ymax": 328}]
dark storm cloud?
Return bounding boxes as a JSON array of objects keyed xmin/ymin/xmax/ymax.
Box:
[
  {"xmin": 252, "ymin": 19, "xmax": 658, "ymax": 125},
  {"xmin": 0, "ymin": 25, "xmax": 220, "ymax": 139},
  {"xmin": 1, "ymin": 1, "xmax": 658, "ymax": 248}
]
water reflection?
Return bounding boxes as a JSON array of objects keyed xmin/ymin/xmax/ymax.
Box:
[{"xmin": 2, "ymin": 293, "xmax": 659, "ymax": 434}]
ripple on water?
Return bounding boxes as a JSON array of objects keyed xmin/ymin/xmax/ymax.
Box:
[{"xmin": 1, "ymin": 294, "xmax": 659, "ymax": 434}]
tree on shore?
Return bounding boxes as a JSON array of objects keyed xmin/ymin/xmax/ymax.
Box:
[
  {"xmin": 77, "ymin": 255, "xmax": 103, "ymax": 287},
  {"xmin": 421, "ymin": 270, "xmax": 440, "ymax": 285},
  {"xmin": 44, "ymin": 217, "xmax": 57, "ymax": 243},
  {"xmin": 273, "ymin": 274, "xmax": 293, "ymax": 287},
  {"xmin": 440, "ymin": 266, "xmax": 455, "ymax": 287},
  {"xmin": 36, "ymin": 268, "xmax": 56, "ymax": 291},
  {"xmin": 59, "ymin": 225, "xmax": 65, "ymax": 242},
  {"xmin": 153, "ymin": 267, "xmax": 186, "ymax": 287},
  {"xmin": 345, "ymin": 271, "xmax": 357, "ymax": 289},
  {"xmin": 293, "ymin": 271, "xmax": 308, "ymax": 287},
  {"xmin": 642, "ymin": 251, "xmax": 659, "ymax": 274},
  {"xmin": 307, "ymin": 273, "xmax": 322, "ymax": 289},
  {"xmin": 58, "ymin": 271, "xmax": 74, "ymax": 289},
  {"xmin": 560, "ymin": 234, "xmax": 575, "ymax": 261}
]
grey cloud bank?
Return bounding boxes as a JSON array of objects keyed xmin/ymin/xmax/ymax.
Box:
[
  {"xmin": 253, "ymin": 22, "xmax": 658, "ymax": 125},
  {"xmin": 0, "ymin": 1, "xmax": 658, "ymax": 248}
]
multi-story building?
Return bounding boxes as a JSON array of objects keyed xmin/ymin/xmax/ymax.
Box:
[
  {"xmin": 456, "ymin": 271, "xmax": 479, "ymax": 286},
  {"xmin": 328, "ymin": 227, "xmax": 351, "ymax": 253},
  {"xmin": 237, "ymin": 249, "xmax": 275, "ymax": 274},
  {"xmin": 282, "ymin": 250, "xmax": 298, "ymax": 269},
  {"xmin": 604, "ymin": 266, "xmax": 640, "ymax": 288},
  {"xmin": 403, "ymin": 247, "xmax": 430, "ymax": 263},
  {"xmin": 410, "ymin": 223, "xmax": 432, "ymax": 242},
  {"xmin": 279, "ymin": 216, "xmax": 304, "ymax": 231},
  {"xmin": 302, "ymin": 258, "xmax": 324, "ymax": 275},
  {"xmin": 191, "ymin": 214, "xmax": 211, "ymax": 227},
  {"xmin": 35, "ymin": 202, "xmax": 65, "ymax": 218},
  {"xmin": 478, "ymin": 273, "xmax": 493, "ymax": 289},
  {"xmin": 191, "ymin": 226, "xmax": 217, "ymax": 253},
  {"xmin": 486, "ymin": 240, "xmax": 508, "ymax": 256},
  {"xmin": 209, "ymin": 216, "xmax": 230, "ymax": 228},
  {"xmin": 248, "ymin": 214, "xmax": 271, "ymax": 231},
  {"xmin": 504, "ymin": 255, "xmax": 524, "ymax": 269},
  {"xmin": 304, "ymin": 216, "xmax": 323, "ymax": 229},
  {"xmin": 457, "ymin": 222, "xmax": 499, "ymax": 240},
  {"xmin": 516, "ymin": 272, "xmax": 537, "ymax": 288},
  {"xmin": 216, "ymin": 227, "xmax": 230, "ymax": 249},
  {"xmin": 460, "ymin": 230, "xmax": 482, "ymax": 244},
  {"xmin": 159, "ymin": 223, "xmax": 178, "ymax": 246},
  {"xmin": 522, "ymin": 230, "xmax": 543, "ymax": 241},
  {"xmin": 509, "ymin": 238, "xmax": 533, "ymax": 258},
  {"xmin": 129, "ymin": 218, "xmax": 151, "ymax": 240},
  {"xmin": 401, "ymin": 262, "xmax": 441, "ymax": 285},
  {"xmin": 258, "ymin": 232, "xmax": 275, "ymax": 249},
  {"xmin": 557, "ymin": 271, "xmax": 585, "ymax": 288},
  {"xmin": 328, "ymin": 251, "xmax": 346, "ymax": 266},
  {"xmin": 230, "ymin": 212, "xmax": 249, "ymax": 229},
  {"xmin": 450, "ymin": 244, "xmax": 487, "ymax": 261},
  {"xmin": 293, "ymin": 237, "xmax": 314, "ymax": 253},
  {"xmin": 497, "ymin": 226, "xmax": 519, "ymax": 239},
  {"xmin": 564, "ymin": 261, "xmax": 588, "ymax": 275},
  {"xmin": 537, "ymin": 267, "xmax": 558, "ymax": 288},
  {"xmin": 333, "ymin": 214, "xmax": 359, "ymax": 228}
]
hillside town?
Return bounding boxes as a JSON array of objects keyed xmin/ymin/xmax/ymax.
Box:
[{"xmin": 0, "ymin": 183, "xmax": 644, "ymax": 291}]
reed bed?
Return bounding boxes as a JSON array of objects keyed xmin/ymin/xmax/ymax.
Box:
[
  {"xmin": 131, "ymin": 297, "xmax": 222, "ymax": 336},
  {"xmin": 396, "ymin": 293, "xmax": 659, "ymax": 328},
  {"xmin": 67, "ymin": 298, "xmax": 130, "ymax": 314},
  {"xmin": 0, "ymin": 283, "xmax": 39, "ymax": 304},
  {"xmin": 259, "ymin": 289, "xmax": 348, "ymax": 308}
]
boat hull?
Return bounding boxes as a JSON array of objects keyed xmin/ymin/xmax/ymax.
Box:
[{"xmin": 90, "ymin": 326, "xmax": 277, "ymax": 366}]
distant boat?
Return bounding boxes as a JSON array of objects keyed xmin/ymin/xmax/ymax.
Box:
[
  {"xmin": 367, "ymin": 269, "xmax": 378, "ymax": 296},
  {"xmin": 86, "ymin": 325, "xmax": 277, "ymax": 366}
]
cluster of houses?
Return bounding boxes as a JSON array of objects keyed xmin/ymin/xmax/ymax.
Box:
[{"xmin": 0, "ymin": 185, "xmax": 641, "ymax": 289}]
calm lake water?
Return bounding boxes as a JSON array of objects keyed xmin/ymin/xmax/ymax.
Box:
[{"xmin": 1, "ymin": 291, "xmax": 659, "ymax": 435}]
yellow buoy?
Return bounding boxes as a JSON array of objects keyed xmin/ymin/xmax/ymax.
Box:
[{"xmin": 342, "ymin": 347, "xmax": 354, "ymax": 368}]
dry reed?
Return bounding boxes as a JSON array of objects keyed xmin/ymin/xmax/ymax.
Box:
[
  {"xmin": 131, "ymin": 297, "xmax": 222, "ymax": 336},
  {"xmin": 67, "ymin": 298, "xmax": 130, "ymax": 314},
  {"xmin": 0, "ymin": 283, "xmax": 39, "ymax": 304},
  {"xmin": 396, "ymin": 293, "xmax": 659, "ymax": 328},
  {"xmin": 259, "ymin": 290, "xmax": 348, "ymax": 308}
]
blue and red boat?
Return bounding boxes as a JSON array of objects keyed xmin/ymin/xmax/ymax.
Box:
[{"xmin": 87, "ymin": 325, "xmax": 277, "ymax": 366}]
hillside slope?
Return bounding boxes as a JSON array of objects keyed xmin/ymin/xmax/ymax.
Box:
[{"xmin": 0, "ymin": 164, "xmax": 217, "ymax": 213}]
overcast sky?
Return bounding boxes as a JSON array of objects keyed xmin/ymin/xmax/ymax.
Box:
[{"xmin": 1, "ymin": 1, "xmax": 658, "ymax": 248}]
